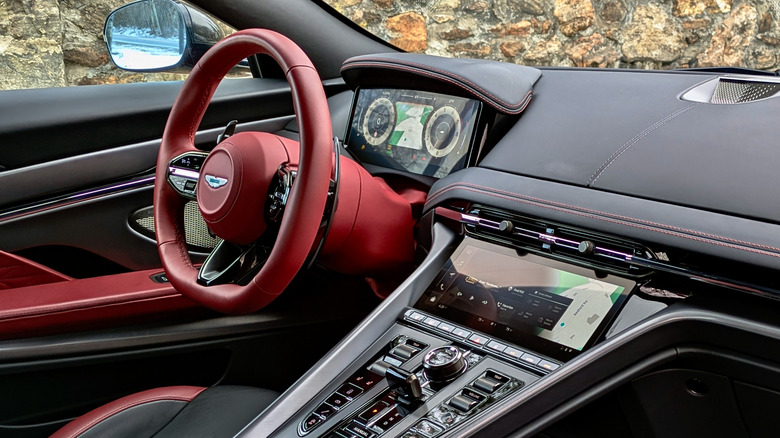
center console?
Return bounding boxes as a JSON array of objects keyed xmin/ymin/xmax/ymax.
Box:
[{"xmin": 244, "ymin": 221, "xmax": 640, "ymax": 438}]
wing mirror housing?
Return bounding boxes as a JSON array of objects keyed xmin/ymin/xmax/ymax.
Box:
[{"xmin": 104, "ymin": 0, "xmax": 227, "ymax": 72}]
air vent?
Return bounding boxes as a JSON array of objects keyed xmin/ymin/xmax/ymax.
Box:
[
  {"xmin": 461, "ymin": 206, "xmax": 655, "ymax": 277},
  {"xmin": 681, "ymin": 76, "xmax": 780, "ymax": 104}
]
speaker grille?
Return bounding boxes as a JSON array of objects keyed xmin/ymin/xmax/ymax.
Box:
[
  {"xmin": 130, "ymin": 201, "xmax": 221, "ymax": 251},
  {"xmin": 711, "ymin": 78, "xmax": 780, "ymax": 104}
]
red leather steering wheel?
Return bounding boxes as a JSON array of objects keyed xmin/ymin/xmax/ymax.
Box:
[{"xmin": 154, "ymin": 29, "xmax": 332, "ymax": 314}]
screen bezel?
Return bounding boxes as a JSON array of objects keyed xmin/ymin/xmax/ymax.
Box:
[
  {"xmin": 414, "ymin": 237, "xmax": 636, "ymax": 362},
  {"xmin": 344, "ymin": 87, "xmax": 483, "ymax": 179}
]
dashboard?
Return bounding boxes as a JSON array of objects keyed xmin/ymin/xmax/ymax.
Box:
[
  {"xmin": 246, "ymin": 53, "xmax": 780, "ymax": 438},
  {"xmin": 346, "ymin": 88, "xmax": 481, "ymax": 178}
]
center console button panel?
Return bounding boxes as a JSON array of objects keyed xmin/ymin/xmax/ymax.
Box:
[
  {"xmin": 293, "ymin": 324, "xmax": 539, "ymax": 438},
  {"xmin": 324, "ymin": 344, "xmax": 523, "ymax": 438},
  {"xmin": 298, "ymin": 334, "xmax": 429, "ymax": 436},
  {"xmin": 403, "ymin": 308, "xmax": 561, "ymax": 375}
]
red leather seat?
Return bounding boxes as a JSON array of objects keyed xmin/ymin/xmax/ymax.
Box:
[{"xmin": 51, "ymin": 385, "xmax": 278, "ymax": 437}]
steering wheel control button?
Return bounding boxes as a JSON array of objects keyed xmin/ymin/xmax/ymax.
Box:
[
  {"xmin": 448, "ymin": 395, "xmax": 478, "ymax": 413},
  {"xmin": 338, "ymin": 383, "xmax": 363, "ymax": 399},
  {"xmin": 326, "ymin": 393, "xmax": 350, "ymax": 410},
  {"xmin": 473, "ymin": 377, "xmax": 503, "ymax": 394},
  {"xmin": 520, "ymin": 353, "xmax": 541, "ymax": 365},
  {"xmin": 171, "ymin": 153, "xmax": 206, "ymax": 171},
  {"xmin": 451, "ymin": 328, "xmax": 471, "ymax": 339},
  {"xmin": 167, "ymin": 152, "xmax": 208, "ymax": 199},
  {"xmin": 539, "ymin": 360, "xmax": 560, "ymax": 371},
  {"xmin": 468, "ymin": 333, "xmax": 489, "ymax": 346},
  {"xmin": 302, "ymin": 413, "xmax": 323, "ymax": 432}
]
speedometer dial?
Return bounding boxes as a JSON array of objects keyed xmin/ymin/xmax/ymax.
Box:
[
  {"xmin": 361, "ymin": 97, "xmax": 395, "ymax": 146},
  {"xmin": 424, "ymin": 106, "xmax": 461, "ymax": 158}
]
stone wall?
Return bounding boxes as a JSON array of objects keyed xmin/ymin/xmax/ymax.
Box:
[
  {"xmin": 326, "ymin": 0, "xmax": 780, "ymax": 71},
  {"xmin": 1, "ymin": 1, "xmax": 777, "ymax": 91}
]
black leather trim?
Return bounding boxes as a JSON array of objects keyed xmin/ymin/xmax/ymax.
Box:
[
  {"xmin": 478, "ymin": 68, "xmax": 780, "ymax": 224},
  {"xmin": 154, "ymin": 386, "xmax": 278, "ymax": 438},
  {"xmin": 425, "ymin": 167, "xmax": 780, "ymax": 270},
  {"xmin": 64, "ymin": 386, "xmax": 278, "ymax": 438},
  {"xmin": 341, "ymin": 53, "xmax": 541, "ymax": 114}
]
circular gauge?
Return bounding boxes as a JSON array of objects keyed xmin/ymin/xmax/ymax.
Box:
[
  {"xmin": 424, "ymin": 106, "xmax": 462, "ymax": 158},
  {"xmin": 361, "ymin": 97, "xmax": 395, "ymax": 146}
]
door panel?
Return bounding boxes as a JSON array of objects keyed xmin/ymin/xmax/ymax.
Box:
[
  {"xmin": 0, "ymin": 79, "xmax": 297, "ymax": 169},
  {"xmin": 0, "ymin": 78, "xmax": 349, "ymax": 274}
]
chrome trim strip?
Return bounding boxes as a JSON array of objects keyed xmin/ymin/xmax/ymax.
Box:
[{"xmin": 0, "ymin": 175, "xmax": 155, "ymax": 223}]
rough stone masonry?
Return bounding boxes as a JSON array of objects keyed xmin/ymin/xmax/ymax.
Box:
[
  {"xmin": 327, "ymin": 0, "xmax": 780, "ymax": 71},
  {"xmin": 0, "ymin": 0, "xmax": 778, "ymax": 90}
]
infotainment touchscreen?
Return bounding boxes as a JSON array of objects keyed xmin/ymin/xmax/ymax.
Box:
[
  {"xmin": 414, "ymin": 238, "xmax": 635, "ymax": 361},
  {"xmin": 346, "ymin": 88, "xmax": 481, "ymax": 178}
]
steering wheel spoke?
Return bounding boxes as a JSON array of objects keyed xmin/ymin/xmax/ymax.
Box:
[
  {"xmin": 197, "ymin": 239, "xmax": 271, "ymax": 286},
  {"xmin": 167, "ymin": 152, "xmax": 209, "ymax": 199},
  {"xmin": 265, "ymin": 164, "xmax": 296, "ymax": 224}
]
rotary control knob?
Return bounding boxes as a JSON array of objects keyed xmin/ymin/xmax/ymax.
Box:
[{"xmin": 423, "ymin": 346, "xmax": 466, "ymax": 384}]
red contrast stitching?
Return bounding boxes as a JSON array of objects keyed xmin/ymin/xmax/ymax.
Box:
[
  {"xmin": 342, "ymin": 60, "xmax": 533, "ymax": 114},
  {"xmin": 426, "ymin": 182, "xmax": 780, "ymax": 258}
]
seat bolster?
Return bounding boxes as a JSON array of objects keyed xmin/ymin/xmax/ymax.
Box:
[{"xmin": 51, "ymin": 386, "xmax": 206, "ymax": 438}]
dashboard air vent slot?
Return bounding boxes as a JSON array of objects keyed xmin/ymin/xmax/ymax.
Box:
[{"xmin": 462, "ymin": 206, "xmax": 655, "ymax": 277}]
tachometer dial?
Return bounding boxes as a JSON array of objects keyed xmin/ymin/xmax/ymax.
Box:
[
  {"xmin": 424, "ymin": 106, "xmax": 461, "ymax": 158},
  {"xmin": 362, "ymin": 97, "xmax": 395, "ymax": 146}
]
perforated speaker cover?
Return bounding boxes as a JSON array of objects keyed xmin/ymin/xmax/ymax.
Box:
[
  {"xmin": 711, "ymin": 78, "xmax": 780, "ymax": 104},
  {"xmin": 129, "ymin": 201, "xmax": 221, "ymax": 251}
]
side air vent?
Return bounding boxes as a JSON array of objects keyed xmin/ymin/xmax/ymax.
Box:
[
  {"xmin": 461, "ymin": 206, "xmax": 655, "ymax": 277},
  {"xmin": 682, "ymin": 76, "xmax": 780, "ymax": 104}
]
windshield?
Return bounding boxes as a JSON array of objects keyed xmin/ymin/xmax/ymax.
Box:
[{"xmin": 324, "ymin": 0, "xmax": 779, "ymax": 71}]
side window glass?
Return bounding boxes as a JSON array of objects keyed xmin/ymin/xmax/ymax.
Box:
[{"xmin": 0, "ymin": 0, "xmax": 249, "ymax": 91}]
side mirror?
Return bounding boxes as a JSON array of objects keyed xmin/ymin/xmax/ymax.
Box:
[{"xmin": 104, "ymin": 0, "xmax": 226, "ymax": 72}]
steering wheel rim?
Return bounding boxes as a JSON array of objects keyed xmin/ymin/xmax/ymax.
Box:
[{"xmin": 154, "ymin": 29, "xmax": 332, "ymax": 314}]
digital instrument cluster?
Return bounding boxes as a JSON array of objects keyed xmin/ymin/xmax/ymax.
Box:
[{"xmin": 346, "ymin": 88, "xmax": 481, "ymax": 178}]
